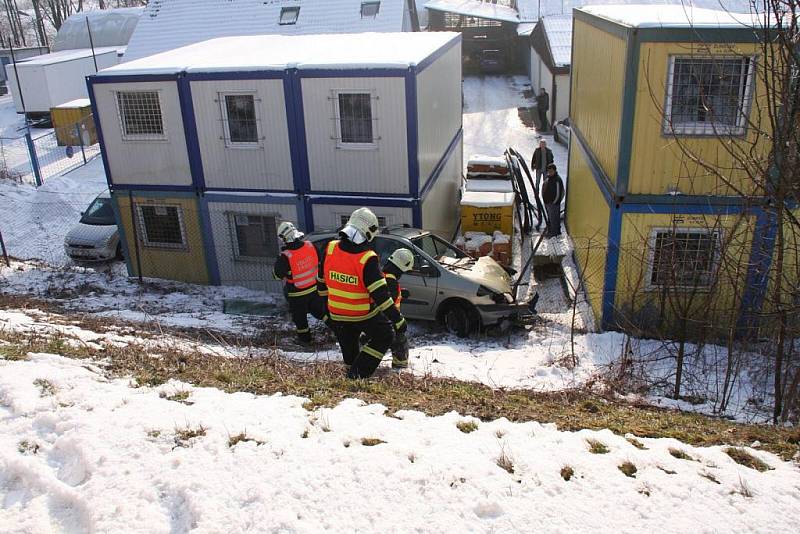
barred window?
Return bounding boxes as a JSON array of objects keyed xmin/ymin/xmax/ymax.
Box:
[
  {"xmin": 361, "ymin": 1, "xmax": 380, "ymax": 17},
  {"xmin": 232, "ymin": 214, "xmax": 277, "ymax": 260},
  {"xmin": 335, "ymin": 92, "xmax": 375, "ymax": 146},
  {"xmin": 222, "ymin": 93, "xmax": 259, "ymax": 145},
  {"xmin": 443, "ymin": 12, "xmax": 502, "ymax": 29},
  {"xmin": 136, "ymin": 205, "xmax": 186, "ymax": 249},
  {"xmin": 665, "ymin": 56, "xmax": 754, "ymax": 135},
  {"xmin": 279, "ymin": 6, "xmax": 300, "ymax": 25},
  {"xmin": 116, "ymin": 91, "xmax": 164, "ymax": 139},
  {"xmin": 649, "ymin": 229, "xmax": 720, "ymax": 289}
]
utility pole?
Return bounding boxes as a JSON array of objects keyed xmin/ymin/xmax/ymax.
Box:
[{"xmin": 86, "ymin": 16, "xmax": 98, "ymax": 72}]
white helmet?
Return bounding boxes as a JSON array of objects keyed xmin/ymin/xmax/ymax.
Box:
[
  {"xmin": 277, "ymin": 221, "xmax": 303, "ymax": 243},
  {"xmin": 387, "ymin": 248, "xmax": 414, "ymax": 272},
  {"xmin": 343, "ymin": 207, "xmax": 380, "ymax": 243}
]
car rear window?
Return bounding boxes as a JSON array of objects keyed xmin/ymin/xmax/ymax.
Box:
[{"xmin": 80, "ymin": 197, "xmax": 116, "ymax": 226}]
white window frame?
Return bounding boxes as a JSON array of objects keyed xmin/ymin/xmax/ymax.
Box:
[
  {"xmin": 645, "ymin": 227, "xmax": 722, "ymax": 292},
  {"xmin": 228, "ymin": 212, "xmax": 278, "ymax": 262},
  {"xmin": 217, "ymin": 91, "xmax": 262, "ymax": 149},
  {"xmin": 115, "ymin": 90, "xmax": 167, "ymax": 142},
  {"xmin": 331, "ymin": 89, "xmax": 379, "ymax": 150},
  {"xmin": 663, "ymin": 55, "xmax": 755, "ymax": 137},
  {"xmin": 135, "ymin": 204, "xmax": 187, "ymax": 250}
]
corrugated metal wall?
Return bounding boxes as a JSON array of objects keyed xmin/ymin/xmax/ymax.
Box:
[
  {"xmin": 191, "ymin": 79, "xmax": 294, "ymax": 191},
  {"xmin": 302, "ymin": 76, "xmax": 409, "ymax": 195},
  {"xmin": 94, "ymin": 80, "xmax": 192, "ymax": 187},
  {"xmin": 421, "ymin": 142, "xmax": 462, "ymax": 240},
  {"xmin": 628, "ymin": 42, "xmax": 769, "ymax": 197},
  {"xmin": 207, "ymin": 199, "xmax": 299, "ymax": 291},
  {"xmin": 113, "ymin": 193, "xmax": 209, "ymax": 284},
  {"xmin": 311, "ymin": 203, "xmax": 412, "ymax": 233},
  {"xmin": 570, "ymin": 19, "xmax": 627, "ymax": 183},
  {"xmin": 554, "ymin": 73, "xmax": 570, "ymax": 125},
  {"xmin": 565, "ymin": 146, "xmax": 610, "ymax": 328},
  {"xmin": 416, "ymin": 44, "xmax": 462, "ymax": 187}
]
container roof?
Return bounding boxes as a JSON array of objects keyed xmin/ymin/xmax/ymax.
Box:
[
  {"xmin": 578, "ymin": 4, "xmax": 760, "ymax": 28},
  {"xmin": 100, "ymin": 32, "xmax": 459, "ymax": 76},
  {"xmin": 16, "ymin": 47, "xmax": 121, "ymax": 66},
  {"xmin": 425, "ymin": 0, "xmax": 519, "ymax": 23},
  {"xmin": 124, "ymin": 0, "xmax": 412, "ymax": 62}
]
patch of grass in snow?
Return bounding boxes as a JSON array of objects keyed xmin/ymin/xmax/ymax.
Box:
[
  {"xmin": 146, "ymin": 429, "xmax": 161, "ymax": 439},
  {"xmin": 228, "ymin": 432, "xmax": 264, "ymax": 448},
  {"xmin": 700, "ymin": 471, "xmax": 720, "ymax": 484},
  {"xmin": 408, "ymin": 452, "xmax": 417, "ymax": 463},
  {"xmin": 668, "ymin": 448, "xmax": 695, "ymax": 462},
  {"xmin": 626, "ymin": 437, "xmax": 647, "ymax": 450},
  {"xmin": 33, "ymin": 378, "xmax": 56, "ymax": 397},
  {"xmin": 301, "ymin": 429, "xmax": 309, "ymax": 439},
  {"xmin": 618, "ymin": 461, "xmax": 637, "ymax": 478},
  {"xmin": 160, "ymin": 390, "xmax": 192, "ymax": 404},
  {"xmin": 496, "ymin": 449, "xmax": 515, "ymax": 474},
  {"xmin": 494, "ymin": 429, "xmax": 506, "ymax": 438},
  {"xmin": 587, "ymin": 439, "xmax": 609, "ymax": 454},
  {"xmin": 18, "ymin": 440, "xmax": 40, "ymax": 455},
  {"xmin": 560, "ymin": 465, "xmax": 574, "ymax": 481},
  {"xmin": 731, "ymin": 477, "xmax": 755, "ymax": 498},
  {"xmin": 0, "ymin": 343, "xmax": 28, "ymax": 361},
  {"xmin": 173, "ymin": 424, "xmax": 206, "ymax": 448},
  {"xmin": 2, "ymin": 319, "xmax": 800, "ymax": 461},
  {"xmin": 457, "ymin": 421, "xmax": 479, "ymax": 434},
  {"xmin": 361, "ymin": 438, "xmax": 386, "ymax": 447},
  {"xmin": 657, "ymin": 466, "xmax": 677, "ymax": 475},
  {"xmin": 725, "ymin": 448, "xmax": 772, "ymax": 472}
]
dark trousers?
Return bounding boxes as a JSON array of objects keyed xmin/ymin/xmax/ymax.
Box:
[
  {"xmin": 390, "ymin": 332, "xmax": 409, "ymax": 366},
  {"xmin": 545, "ymin": 203, "xmax": 561, "ymax": 237},
  {"xmin": 286, "ymin": 290, "xmax": 327, "ymax": 340},
  {"xmin": 332, "ymin": 314, "xmax": 394, "ymax": 378},
  {"xmin": 538, "ymin": 108, "xmax": 549, "ymax": 132}
]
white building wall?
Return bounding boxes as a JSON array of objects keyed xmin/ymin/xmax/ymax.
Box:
[
  {"xmin": 416, "ymin": 43, "xmax": 462, "ymax": 188},
  {"xmin": 541, "ymin": 65, "xmax": 555, "ymax": 126},
  {"xmin": 93, "ymin": 80, "xmax": 192, "ymax": 187},
  {"xmin": 421, "ymin": 141, "xmax": 462, "ymax": 240},
  {"xmin": 302, "ymin": 76, "xmax": 409, "ymax": 195},
  {"xmin": 311, "ymin": 204, "xmax": 412, "ymax": 233},
  {"xmin": 554, "ymin": 73, "xmax": 570, "ymax": 122},
  {"xmin": 207, "ymin": 199, "xmax": 299, "ymax": 292},
  {"xmin": 529, "ymin": 48, "xmax": 543, "ymax": 94},
  {"xmin": 191, "ymin": 79, "xmax": 294, "ymax": 191}
]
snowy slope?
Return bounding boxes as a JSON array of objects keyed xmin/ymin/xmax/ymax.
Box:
[{"xmin": 1, "ymin": 352, "xmax": 798, "ymax": 532}]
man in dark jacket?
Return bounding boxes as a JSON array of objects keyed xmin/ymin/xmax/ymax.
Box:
[
  {"xmin": 542, "ymin": 163, "xmax": 565, "ymax": 238},
  {"xmin": 536, "ymin": 88, "xmax": 550, "ymax": 132},
  {"xmin": 531, "ymin": 138, "xmax": 554, "ymax": 183}
]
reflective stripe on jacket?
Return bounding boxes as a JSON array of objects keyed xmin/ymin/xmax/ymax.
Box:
[
  {"xmin": 385, "ymin": 273, "xmax": 402, "ymax": 309},
  {"xmin": 283, "ymin": 241, "xmax": 318, "ymax": 293},
  {"xmin": 323, "ymin": 240, "xmax": 380, "ymax": 321}
]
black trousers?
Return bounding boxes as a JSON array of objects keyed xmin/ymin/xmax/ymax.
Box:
[
  {"xmin": 538, "ymin": 108, "xmax": 549, "ymax": 132},
  {"xmin": 332, "ymin": 314, "xmax": 394, "ymax": 379},
  {"xmin": 390, "ymin": 332, "xmax": 409, "ymax": 365},
  {"xmin": 286, "ymin": 289, "xmax": 327, "ymax": 339},
  {"xmin": 545, "ymin": 203, "xmax": 561, "ymax": 237}
]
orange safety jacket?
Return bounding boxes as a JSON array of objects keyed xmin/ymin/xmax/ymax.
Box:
[
  {"xmin": 282, "ymin": 241, "xmax": 318, "ymax": 297},
  {"xmin": 385, "ymin": 273, "xmax": 402, "ymax": 309},
  {"xmin": 323, "ymin": 240, "xmax": 382, "ymax": 321}
]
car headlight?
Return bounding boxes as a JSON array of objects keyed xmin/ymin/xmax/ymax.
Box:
[{"xmin": 477, "ymin": 285, "xmax": 506, "ymax": 304}]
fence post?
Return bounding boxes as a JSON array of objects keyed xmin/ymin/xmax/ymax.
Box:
[
  {"xmin": 76, "ymin": 123, "xmax": 87, "ymax": 164},
  {"xmin": 24, "ymin": 130, "xmax": 43, "ymax": 187},
  {"xmin": 128, "ymin": 190, "xmax": 143, "ymax": 283},
  {"xmin": 0, "ymin": 227, "xmax": 9, "ymax": 267}
]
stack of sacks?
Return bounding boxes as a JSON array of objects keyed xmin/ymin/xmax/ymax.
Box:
[
  {"xmin": 492, "ymin": 231, "xmax": 511, "ymax": 266},
  {"xmin": 467, "ymin": 155, "xmax": 509, "ymax": 178},
  {"xmin": 464, "ymin": 232, "xmax": 493, "ymax": 258}
]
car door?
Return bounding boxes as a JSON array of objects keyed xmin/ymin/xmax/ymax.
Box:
[{"xmin": 371, "ymin": 236, "xmax": 438, "ymax": 320}]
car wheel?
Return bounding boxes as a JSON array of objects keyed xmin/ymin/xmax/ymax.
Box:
[{"xmin": 441, "ymin": 302, "xmax": 477, "ymax": 338}]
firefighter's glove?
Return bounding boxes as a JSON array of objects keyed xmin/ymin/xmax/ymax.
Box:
[{"xmin": 395, "ymin": 318, "xmax": 407, "ymax": 335}]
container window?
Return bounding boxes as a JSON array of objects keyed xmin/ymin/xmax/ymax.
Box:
[
  {"xmin": 334, "ymin": 92, "xmax": 377, "ymax": 147},
  {"xmin": 647, "ymin": 228, "xmax": 720, "ymax": 290},
  {"xmin": 116, "ymin": 91, "xmax": 164, "ymax": 140},
  {"xmin": 221, "ymin": 93, "xmax": 259, "ymax": 146},
  {"xmin": 279, "ymin": 6, "xmax": 300, "ymax": 25},
  {"xmin": 361, "ymin": 1, "xmax": 380, "ymax": 18},
  {"xmin": 136, "ymin": 204, "xmax": 186, "ymax": 249},
  {"xmin": 231, "ymin": 213, "xmax": 277, "ymax": 261},
  {"xmin": 664, "ymin": 56, "xmax": 754, "ymax": 136}
]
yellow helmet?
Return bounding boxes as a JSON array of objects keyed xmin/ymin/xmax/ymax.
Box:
[
  {"xmin": 344, "ymin": 207, "xmax": 380, "ymax": 243},
  {"xmin": 388, "ymin": 248, "xmax": 414, "ymax": 272}
]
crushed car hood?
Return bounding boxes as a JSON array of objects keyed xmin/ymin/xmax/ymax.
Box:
[{"xmin": 439, "ymin": 256, "xmax": 512, "ymax": 294}]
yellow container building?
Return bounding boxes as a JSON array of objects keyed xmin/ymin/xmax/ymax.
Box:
[
  {"xmin": 460, "ymin": 191, "xmax": 515, "ymax": 236},
  {"xmin": 50, "ymin": 99, "xmax": 98, "ymax": 146},
  {"xmin": 566, "ymin": 5, "xmax": 793, "ymax": 335}
]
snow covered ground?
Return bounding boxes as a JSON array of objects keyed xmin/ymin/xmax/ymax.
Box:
[{"xmin": 1, "ymin": 351, "xmax": 798, "ymax": 533}]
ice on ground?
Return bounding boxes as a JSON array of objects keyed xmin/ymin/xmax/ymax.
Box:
[{"xmin": 0, "ymin": 352, "xmax": 798, "ymax": 533}]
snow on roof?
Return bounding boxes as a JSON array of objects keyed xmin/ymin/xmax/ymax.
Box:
[
  {"xmin": 51, "ymin": 8, "xmax": 142, "ymax": 52},
  {"xmin": 424, "ymin": 0, "xmax": 519, "ymax": 23},
  {"xmin": 16, "ymin": 47, "xmax": 122, "ymax": 67},
  {"xmin": 542, "ymin": 14, "xmax": 573, "ymax": 67},
  {"xmin": 55, "ymin": 98, "xmax": 93, "ymax": 109},
  {"xmin": 579, "ymin": 4, "xmax": 760, "ymax": 28},
  {"xmin": 521, "ymin": 1, "xmax": 754, "ymax": 22},
  {"xmin": 124, "ymin": 0, "xmax": 411, "ymax": 62},
  {"xmin": 101, "ymin": 33, "xmax": 459, "ymax": 76},
  {"xmin": 516, "ymin": 22, "xmax": 536, "ymax": 36}
]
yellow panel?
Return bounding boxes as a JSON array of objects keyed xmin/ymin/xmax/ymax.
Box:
[
  {"xmin": 629, "ymin": 42, "xmax": 771, "ymax": 196},
  {"xmin": 50, "ymin": 105, "xmax": 97, "ymax": 146},
  {"xmin": 114, "ymin": 194, "xmax": 210, "ymax": 285},
  {"xmin": 571, "ymin": 19, "xmax": 627, "ymax": 184},
  {"xmin": 460, "ymin": 204, "xmax": 514, "ymax": 236},
  {"xmin": 615, "ymin": 211, "xmax": 756, "ymax": 332},
  {"xmin": 565, "ymin": 147, "xmax": 611, "ymax": 328}
]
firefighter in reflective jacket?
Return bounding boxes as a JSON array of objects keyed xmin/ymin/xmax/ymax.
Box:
[
  {"xmin": 273, "ymin": 221, "xmax": 328, "ymax": 344},
  {"xmin": 319, "ymin": 207, "xmax": 406, "ymax": 378},
  {"xmin": 383, "ymin": 248, "xmax": 414, "ymax": 369}
]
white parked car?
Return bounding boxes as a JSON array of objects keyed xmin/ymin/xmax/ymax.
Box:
[
  {"xmin": 554, "ymin": 117, "xmax": 571, "ymax": 146},
  {"xmin": 64, "ymin": 191, "xmax": 122, "ymax": 262}
]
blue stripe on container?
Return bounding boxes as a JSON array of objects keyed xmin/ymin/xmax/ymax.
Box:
[
  {"xmin": 405, "ymin": 68, "xmax": 420, "ymax": 197},
  {"xmin": 197, "ymin": 196, "xmax": 221, "ymax": 285},
  {"xmin": 177, "ymin": 76, "xmax": 206, "ymax": 190}
]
